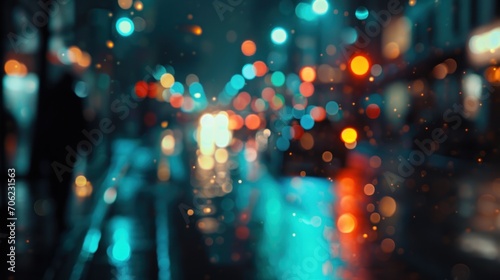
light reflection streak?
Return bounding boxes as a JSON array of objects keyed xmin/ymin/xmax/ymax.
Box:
[{"xmin": 335, "ymin": 169, "xmax": 370, "ymax": 279}]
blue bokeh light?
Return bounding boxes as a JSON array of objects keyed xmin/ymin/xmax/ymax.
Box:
[
  {"xmin": 242, "ymin": 64, "xmax": 256, "ymax": 80},
  {"xmin": 276, "ymin": 137, "xmax": 290, "ymax": 151},
  {"xmin": 300, "ymin": 114, "xmax": 315, "ymax": 130},
  {"xmin": 170, "ymin": 82, "xmax": 184, "ymax": 95}
]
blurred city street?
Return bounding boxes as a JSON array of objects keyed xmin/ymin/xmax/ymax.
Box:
[{"xmin": 2, "ymin": 0, "xmax": 500, "ymax": 279}]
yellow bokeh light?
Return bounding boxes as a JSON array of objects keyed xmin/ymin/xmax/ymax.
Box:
[
  {"xmin": 134, "ymin": 0, "xmax": 143, "ymax": 11},
  {"xmin": 106, "ymin": 40, "xmax": 114, "ymax": 49},
  {"xmin": 75, "ymin": 175, "xmax": 87, "ymax": 187},
  {"xmin": 198, "ymin": 155, "xmax": 215, "ymax": 170},
  {"xmin": 214, "ymin": 148, "xmax": 229, "ymax": 163},
  {"xmin": 341, "ymin": 128, "xmax": 357, "ymax": 144},
  {"xmin": 300, "ymin": 66, "xmax": 316, "ymax": 82},
  {"xmin": 350, "ymin": 55, "xmax": 370, "ymax": 76},
  {"xmin": 160, "ymin": 73, "xmax": 175, "ymax": 88},
  {"xmin": 75, "ymin": 182, "xmax": 93, "ymax": 198},
  {"xmin": 161, "ymin": 134, "xmax": 175, "ymax": 155},
  {"xmin": 337, "ymin": 213, "xmax": 357, "ymax": 233}
]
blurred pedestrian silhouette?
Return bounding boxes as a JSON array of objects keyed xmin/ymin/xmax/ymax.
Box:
[{"xmin": 30, "ymin": 72, "xmax": 87, "ymax": 235}]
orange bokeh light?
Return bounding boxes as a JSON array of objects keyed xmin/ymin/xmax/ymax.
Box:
[
  {"xmin": 245, "ymin": 114, "xmax": 261, "ymax": 130},
  {"xmin": 241, "ymin": 40, "xmax": 256, "ymax": 56},
  {"xmin": 233, "ymin": 91, "xmax": 251, "ymax": 111},
  {"xmin": 68, "ymin": 46, "xmax": 82, "ymax": 63},
  {"xmin": 170, "ymin": 95, "xmax": 184, "ymax": 108},
  {"xmin": 337, "ymin": 213, "xmax": 357, "ymax": 233},
  {"xmin": 78, "ymin": 52, "xmax": 92, "ymax": 68},
  {"xmin": 350, "ymin": 55, "xmax": 370, "ymax": 76},
  {"xmin": 310, "ymin": 106, "xmax": 326, "ymax": 121},
  {"xmin": 261, "ymin": 87, "xmax": 275, "ymax": 101},
  {"xmin": 229, "ymin": 114, "xmax": 244, "ymax": 130},
  {"xmin": 4, "ymin": 60, "xmax": 27, "ymax": 76},
  {"xmin": 253, "ymin": 61, "xmax": 268, "ymax": 77},
  {"xmin": 300, "ymin": 66, "xmax": 316, "ymax": 82},
  {"xmin": 299, "ymin": 82, "xmax": 314, "ymax": 97},
  {"xmin": 190, "ymin": 25, "xmax": 203, "ymax": 36}
]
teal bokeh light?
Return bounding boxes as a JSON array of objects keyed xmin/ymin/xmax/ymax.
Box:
[
  {"xmin": 242, "ymin": 64, "xmax": 256, "ymax": 80},
  {"xmin": 325, "ymin": 101, "xmax": 339, "ymax": 115},
  {"xmin": 355, "ymin": 6, "xmax": 369, "ymax": 20},
  {"xmin": 116, "ymin": 17, "xmax": 134, "ymax": 37},
  {"xmin": 276, "ymin": 137, "xmax": 290, "ymax": 151},
  {"xmin": 300, "ymin": 114, "xmax": 314, "ymax": 130},
  {"xmin": 108, "ymin": 240, "xmax": 131, "ymax": 262},
  {"xmin": 271, "ymin": 71, "xmax": 286, "ymax": 87},
  {"xmin": 312, "ymin": 0, "xmax": 329, "ymax": 15},
  {"xmin": 230, "ymin": 74, "xmax": 245, "ymax": 90},
  {"xmin": 271, "ymin": 27, "xmax": 288, "ymax": 45}
]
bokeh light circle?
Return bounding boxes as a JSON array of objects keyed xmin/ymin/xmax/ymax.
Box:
[
  {"xmin": 337, "ymin": 213, "xmax": 357, "ymax": 233},
  {"xmin": 341, "ymin": 128, "xmax": 357, "ymax": 144},
  {"xmin": 355, "ymin": 6, "xmax": 369, "ymax": 20},
  {"xmin": 116, "ymin": 17, "xmax": 134, "ymax": 37},
  {"xmin": 350, "ymin": 55, "xmax": 370, "ymax": 76},
  {"xmin": 241, "ymin": 40, "xmax": 256, "ymax": 56},
  {"xmin": 366, "ymin": 104, "xmax": 381, "ymax": 119},
  {"xmin": 271, "ymin": 27, "xmax": 287, "ymax": 45},
  {"xmin": 312, "ymin": 0, "xmax": 329, "ymax": 15},
  {"xmin": 325, "ymin": 101, "xmax": 339, "ymax": 115}
]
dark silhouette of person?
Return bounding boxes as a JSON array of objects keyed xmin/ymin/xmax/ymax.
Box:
[{"xmin": 30, "ymin": 72, "xmax": 87, "ymax": 235}]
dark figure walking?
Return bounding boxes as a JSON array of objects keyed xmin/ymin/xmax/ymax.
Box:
[{"xmin": 30, "ymin": 72, "xmax": 87, "ymax": 235}]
